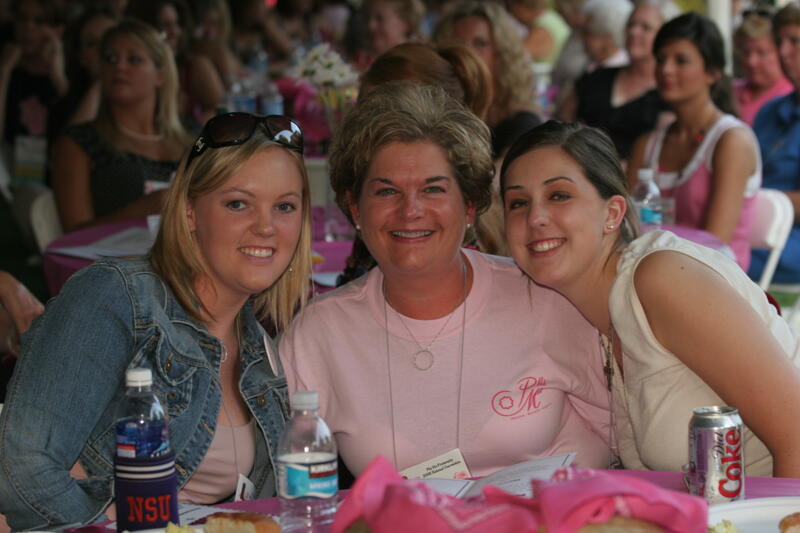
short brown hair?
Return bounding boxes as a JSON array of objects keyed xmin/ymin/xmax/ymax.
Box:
[
  {"xmin": 329, "ymin": 82, "xmax": 494, "ymax": 222},
  {"xmin": 360, "ymin": 42, "xmax": 493, "ymax": 120},
  {"xmin": 773, "ymin": 3, "xmax": 800, "ymax": 36}
]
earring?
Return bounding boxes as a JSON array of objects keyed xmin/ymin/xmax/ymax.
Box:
[
  {"xmin": 466, "ymin": 223, "xmax": 472, "ymax": 230},
  {"xmin": 606, "ymin": 224, "xmax": 616, "ymax": 230},
  {"xmin": 355, "ymin": 224, "xmax": 361, "ymax": 231},
  {"xmin": 288, "ymin": 266, "xmax": 294, "ymax": 273}
]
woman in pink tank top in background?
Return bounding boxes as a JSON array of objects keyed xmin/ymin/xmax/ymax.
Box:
[{"xmin": 627, "ymin": 12, "xmax": 761, "ymax": 270}]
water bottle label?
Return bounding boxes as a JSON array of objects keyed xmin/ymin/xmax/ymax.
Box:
[
  {"xmin": 278, "ymin": 456, "xmax": 338, "ymax": 499},
  {"xmin": 115, "ymin": 452, "xmax": 179, "ymax": 531},
  {"xmin": 116, "ymin": 418, "xmax": 170, "ymax": 458},
  {"xmin": 639, "ymin": 206, "xmax": 663, "ymax": 225}
]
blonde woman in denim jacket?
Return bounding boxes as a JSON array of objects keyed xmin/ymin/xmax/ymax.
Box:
[{"xmin": 0, "ymin": 113, "xmax": 312, "ymax": 530}]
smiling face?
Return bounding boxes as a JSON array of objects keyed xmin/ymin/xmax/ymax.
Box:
[
  {"xmin": 503, "ymin": 145, "xmax": 623, "ymax": 291},
  {"xmin": 101, "ymin": 32, "xmax": 163, "ymax": 104},
  {"xmin": 655, "ymin": 38, "xmax": 716, "ymax": 104},
  {"xmin": 349, "ymin": 141, "xmax": 475, "ymax": 281},
  {"xmin": 626, "ymin": 5, "xmax": 662, "ymax": 62},
  {"xmin": 188, "ymin": 147, "xmax": 303, "ymax": 305},
  {"xmin": 452, "ymin": 15, "xmax": 496, "ymax": 75}
]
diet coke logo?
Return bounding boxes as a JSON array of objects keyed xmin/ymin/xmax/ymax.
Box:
[
  {"xmin": 718, "ymin": 428, "xmax": 743, "ymax": 498},
  {"xmin": 491, "ymin": 376, "xmax": 550, "ymax": 418}
]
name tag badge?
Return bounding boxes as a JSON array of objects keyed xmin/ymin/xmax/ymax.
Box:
[
  {"xmin": 399, "ymin": 448, "xmax": 471, "ymax": 480},
  {"xmin": 235, "ymin": 473, "xmax": 256, "ymax": 501}
]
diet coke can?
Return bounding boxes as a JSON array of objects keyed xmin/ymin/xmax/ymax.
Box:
[{"xmin": 686, "ymin": 406, "xmax": 745, "ymax": 503}]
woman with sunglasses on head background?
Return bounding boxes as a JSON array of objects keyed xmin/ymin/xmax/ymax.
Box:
[
  {"xmin": 501, "ymin": 120, "xmax": 800, "ymax": 477},
  {"xmin": 0, "ymin": 113, "xmax": 311, "ymax": 530},
  {"xmin": 50, "ymin": 19, "xmax": 192, "ymax": 234},
  {"xmin": 280, "ymin": 82, "xmax": 611, "ymax": 481}
]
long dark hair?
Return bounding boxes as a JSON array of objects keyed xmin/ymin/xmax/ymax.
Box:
[{"xmin": 653, "ymin": 12, "xmax": 738, "ymax": 116}]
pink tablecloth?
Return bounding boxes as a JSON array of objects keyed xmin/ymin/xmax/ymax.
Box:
[
  {"xmin": 43, "ymin": 219, "xmax": 353, "ymax": 296},
  {"xmin": 643, "ymin": 224, "xmax": 736, "ymax": 260}
]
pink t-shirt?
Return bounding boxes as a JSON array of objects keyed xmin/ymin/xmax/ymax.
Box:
[
  {"xmin": 644, "ymin": 114, "xmax": 761, "ymax": 270},
  {"xmin": 733, "ymin": 77, "xmax": 793, "ymax": 126},
  {"xmin": 279, "ymin": 250, "xmax": 611, "ymax": 477}
]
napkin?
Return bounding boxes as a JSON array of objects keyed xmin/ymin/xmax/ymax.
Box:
[
  {"xmin": 332, "ymin": 457, "xmax": 708, "ymax": 533},
  {"xmin": 530, "ymin": 468, "xmax": 708, "ymax": 533}
]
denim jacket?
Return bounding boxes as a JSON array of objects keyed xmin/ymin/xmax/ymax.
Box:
[{"xmin": 0, "ymin": 258, "xmax": 289, "ymax": 531}]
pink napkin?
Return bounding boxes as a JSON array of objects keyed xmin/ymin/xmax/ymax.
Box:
[
  {"xmin": 332, "ymin": 457, "xmax": 708, "ymax": 533},
  {"xmin": 531, "ymin": 468, "xmax": 708, "ymax": 533}
]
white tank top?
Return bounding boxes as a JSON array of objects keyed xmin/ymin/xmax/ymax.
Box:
[{"xmin": 608, "ymin": 230, "xmax": 799, "ymax": 476}]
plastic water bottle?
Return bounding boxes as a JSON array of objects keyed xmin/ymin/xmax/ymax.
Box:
[
  {"xmin": 633, "ymin": 168, "xmax": 663, "ymax": 225},
  {"xmin": 278, "ymin": 391, "xmax": 338, "ymax": 532},
  {"xmin": 261, "ymin": 80, "xmax": 284, "ymax": 116},
  {"xmin": 114, "ymin": 368, "xmax": 178, "ymax": 531}
]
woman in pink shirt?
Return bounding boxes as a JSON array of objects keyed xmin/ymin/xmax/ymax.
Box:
[
  {"xmin": 733, "ymin": 8, "xmax": 793, "ymax": 126},
  {"xmin": 627, "ymin": 12, "xmax": 761, "ymax": 270},
  {"xmin": 279, "ymin": 82, "xmax": 611, "ymax": 479}
]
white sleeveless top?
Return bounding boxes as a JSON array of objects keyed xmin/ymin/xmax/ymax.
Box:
[
  {"xmin": 643, "ymin": 114, "xmax": 761, "ymax": 197},
  {"xmin": 608, "ymin": 230, "xmax": 800, "ymax": 476}
]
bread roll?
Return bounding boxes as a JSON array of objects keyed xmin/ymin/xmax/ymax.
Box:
[
  {"xmin": 780, "ymin": 512, "xmax": 800, "ymax": 533},
  {"xmin": 204, "ymin": 512, "xmax": 281, "ymax": 533}
]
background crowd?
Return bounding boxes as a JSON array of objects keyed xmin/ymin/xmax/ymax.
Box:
[{"xmin": 2, "ymin": 0, "xmax": 800, "ymax": 529}]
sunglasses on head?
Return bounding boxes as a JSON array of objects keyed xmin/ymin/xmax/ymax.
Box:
[
  {"xmin": 742, "ymin": 7, "xmax": 773, "ymax": 19},
  {"xmin": 187, "ymin": 112, "xmax": 304, "ymax": 168}
]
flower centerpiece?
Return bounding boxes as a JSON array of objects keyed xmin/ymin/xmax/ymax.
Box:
[{"xmin": 288, "ymin": 43, "xmax": 358, "ymax": 151}]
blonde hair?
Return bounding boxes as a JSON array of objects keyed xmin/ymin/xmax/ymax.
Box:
[
  {"xmin": 95, "ymin": 19, "xmax": 192, "ymax": 150},
  {"xmin": 434, "ymin": 1, "xmax": 536, "ymax": 126},
  {"xmin": 150, "ymin": 135, "xmax": 312, "ymax": 331}
]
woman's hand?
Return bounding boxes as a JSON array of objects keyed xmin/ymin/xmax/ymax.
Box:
[
  {"xmin": 41, "ymin": 26, "xmax": 68, "ymax": 96},
  {"xmin": 0, "ymin": 272, "xmax": 44, "ymax": 356},
  {"xmin": 0, "ymin": 43, "xmax": 20, "ymax": 77}
]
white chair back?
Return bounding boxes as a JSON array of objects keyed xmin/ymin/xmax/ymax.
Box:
[
  {"xmin": 748, "ymin": 188, "xmax": 794, "ymax": 290},
  {"xmin": 30, "ymin": 188, "xmax": 63, "ymax": 252}
]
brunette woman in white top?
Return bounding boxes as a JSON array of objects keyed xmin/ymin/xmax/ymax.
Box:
[{"xmin": 501, "ymin": 120, "xmax": 800, "ymax": 477}]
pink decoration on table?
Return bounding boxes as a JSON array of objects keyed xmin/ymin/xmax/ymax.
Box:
[
  {"xmin": 333, "ymin": 458, "xmax": 709, "ymax": 533},
  {"xmin": 284, "ymin": 79, "xmax": 331, "ymax": 153},
  {"xmin": 530, "ymin": 468, "xmax": 708, "ymax": 533}
]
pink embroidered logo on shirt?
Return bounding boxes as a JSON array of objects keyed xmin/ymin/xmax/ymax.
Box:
[{"xmin": 491, "ymin": 377, "xmax": 550, "ymax": 418}]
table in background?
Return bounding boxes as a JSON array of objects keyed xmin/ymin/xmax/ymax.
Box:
[
  {"xmin": 43, "ymin": 216, "xmax": 353, "ymax": 296},
  {"xmin": 644, "ymin": 224, "xmax": 736, "ymax": 261}
]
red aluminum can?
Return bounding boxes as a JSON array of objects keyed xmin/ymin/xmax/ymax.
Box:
[{"xmin": 686, "ymin": 406, "xmax": 745, "ymax": 503}]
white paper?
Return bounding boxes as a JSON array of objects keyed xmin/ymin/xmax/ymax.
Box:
[
  {"xmin": 417, "ymin": 452, "xmax": 575, "ymax": 499},
  {"xmin": 311, "ymin": 272, "xmax": 339, "ymax": 286},
  {"xmin": 49, "ymin": 227, "xmax": 155, "ymax": 260}
]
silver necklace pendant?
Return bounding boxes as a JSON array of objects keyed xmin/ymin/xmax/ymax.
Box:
[{"xmin": 413, "ymin": 349, "xmax": 434, "ymax": 371}]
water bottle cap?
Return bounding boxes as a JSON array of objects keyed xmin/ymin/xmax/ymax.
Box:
[
  {"xmin": 291, "ymin": 391, "xmax": 319, "ymax": 411},
  {"xmin": 126, "ymin": 368, "xmax": 153, "ymax": 387},
  {"xmin": 638, "ymin": 168, "xmax": 655, "ymax": 182}
]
